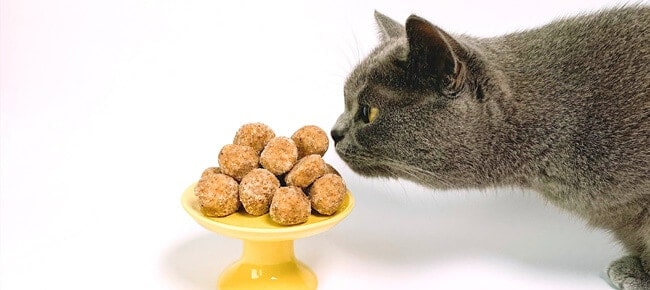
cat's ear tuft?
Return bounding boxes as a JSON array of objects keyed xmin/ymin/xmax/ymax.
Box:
[
  {"xmin": 405, "ymin": 15, "xmax": 465, "ymax": 93},
  {"xmin": 374, "ymin": 11, "xmax": 404, "ymax": 42}
]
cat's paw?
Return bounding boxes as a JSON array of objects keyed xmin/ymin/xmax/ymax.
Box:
[{"xmin": 608, "ymin": 256, "xmax": 650, "ymax": 290}]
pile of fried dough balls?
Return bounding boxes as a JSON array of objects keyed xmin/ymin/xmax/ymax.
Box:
[{"xmin": 194, "ymin": 123, "xmax": 347, "ymax": 225}]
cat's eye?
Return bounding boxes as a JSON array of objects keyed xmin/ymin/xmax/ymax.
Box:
[{"xmin": 359, "ymin": 104, "xmax": 379, "ymax": 123}]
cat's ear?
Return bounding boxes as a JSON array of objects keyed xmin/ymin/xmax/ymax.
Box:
[
  {"xmin": 374, "ymin": 11, "xmax": 404, "ymax": 42},
  {"xmin": 405, "ymin": 15, "xmax": 466, "ymax": 94}
]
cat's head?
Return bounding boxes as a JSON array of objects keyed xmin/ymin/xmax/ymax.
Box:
[{"xmin": 331, "ymin": 11, "xmax": 489, "ymax": 188}]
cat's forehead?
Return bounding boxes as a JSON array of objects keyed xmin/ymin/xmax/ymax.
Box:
[{"xmin": 344, "ymin": 37, "xmax": 408, "ymax": 104}]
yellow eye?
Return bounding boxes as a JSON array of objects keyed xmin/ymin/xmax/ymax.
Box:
[
  {"xmin": 369, "ymin": 107, "xmax": 379, "ymax": 123},
  {"xmin": 360, "ymin": 104, "xmax": 379, "ymax": 123}
]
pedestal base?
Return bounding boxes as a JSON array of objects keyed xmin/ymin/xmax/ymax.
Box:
[{"xmin": 218, "ymin": 260, "xmax": 317, "ymax": 290}]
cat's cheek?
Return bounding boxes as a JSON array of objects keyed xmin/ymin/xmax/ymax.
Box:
[{"xmin": 361, "ymin": 123, "xmax": 395, "ymax": 150}]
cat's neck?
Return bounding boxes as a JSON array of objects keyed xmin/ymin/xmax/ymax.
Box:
[
  {"xmin": 459, "ymin": 9, "xmax": 645, "ymax": 188},
  {"xmin": 449, "ymin": 35, "xmax": 571, "ymax": 187}
]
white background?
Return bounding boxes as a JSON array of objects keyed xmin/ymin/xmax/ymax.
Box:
[{"xmin": 1, "ymin": 0, "xmax": 638, "ymax": 289}]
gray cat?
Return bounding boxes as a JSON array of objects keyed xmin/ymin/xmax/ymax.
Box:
[{"xmin": 331, "ymin": 6, "xmax": 649, "ymax": 289}]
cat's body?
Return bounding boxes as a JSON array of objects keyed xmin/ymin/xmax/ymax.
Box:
[{"xmin": 332, "ymin": 6, "xmax": 649, "ymax": 289}]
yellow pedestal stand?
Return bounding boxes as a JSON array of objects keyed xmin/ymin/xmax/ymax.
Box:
[{"xmin": 181, "ymin": 184, "xmax": 354, "ymax": 290}]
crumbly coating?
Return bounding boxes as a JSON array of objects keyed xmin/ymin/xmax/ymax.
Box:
[
  {"xmin": 291, "ymin": 125, "xmax": 329, "ymax": 159},
  {"xmin": 324, "ymin": 163, "xmax": 340, "ymax": 176},
  {"xmin": 239, "ymin": 168, "xmax": 280, "ymax": 216},
  {"xmin": 309, "ymin": 174, "xmax": 347, "ymax": 215},
  {"xmin": 233, "ymin": 123, "xmax": 276, "ymax": 153},
  {"xmin": 194, "ymin": 170, "xmax": 240, "ymax": 217},
  {"xmin": 270, "ymin": 186, "xmax": 311, "ymax": 225},
  {"xmin": 200, "ymin": 167, "xmax": 221, "ymax": 179},
  {"xmin": 218, "ymin": 144, "xmax": 259, "ymax": 181},
  {"xmin": 284, "ymin": 154, "xmax": 326, "ymax": 188},
  {"xmin": 260, "ymin": 137, "xmax": 298, "ymax": 175}
]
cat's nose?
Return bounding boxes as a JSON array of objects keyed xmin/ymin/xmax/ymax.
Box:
[{"xmin": 331, "ymin": 129, "xmax": 345, "ymax": 144}]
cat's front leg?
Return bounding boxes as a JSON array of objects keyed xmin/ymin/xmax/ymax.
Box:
[{"xmin": 607, "ymin": 256, "xmax": 650, "ymax": 290}]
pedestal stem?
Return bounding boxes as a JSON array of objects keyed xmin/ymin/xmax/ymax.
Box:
[{"xmin": 241, "ymin": 240, "xmax": 295, "ymax": 265}]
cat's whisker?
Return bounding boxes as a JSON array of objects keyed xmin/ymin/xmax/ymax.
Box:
[{"xmin": 350, "ymin": 29, "xmax": 363, "ymax": 67}]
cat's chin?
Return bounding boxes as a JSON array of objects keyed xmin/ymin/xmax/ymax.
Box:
[
  {"xmin": 342, "ymin": 161, "xmax": 396, "ymax": 178},
  {"xmin": 334, "ymin": 144, "xmax": 396, "ymax": 177}
]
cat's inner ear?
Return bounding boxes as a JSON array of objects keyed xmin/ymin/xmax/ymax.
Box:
[
  {"xmin": 405, "ymin": 15, "xmax": 465, "ymax": 93},
  {"xmin": 374, "ymin": 11, "xmax": 404, "ymax": 42}
]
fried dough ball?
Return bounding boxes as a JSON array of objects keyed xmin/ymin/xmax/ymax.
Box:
[
  {"xmin": 239, "ymin": 168, "xmax": 280, "ymax": 216},
  {"xmin": 291, "ymin": 125, "xmax": 329, "ymax": 159},
  {"xmin": 309, "ymin": 174, "xmax": 347, "ymax": 215},
  {"xmin": 270, "ymin": 186, "xmax": 311, "ymax": 225},
  {"xmin": 218, "ymin": 144, "xmax": 259, "ymax": 181},
  {"xmin": 194, "ymin": 169, "xmax": 240, "ymax": 217},
  {"xmin": 233, "ymin": 122, "xmax": 276, "ymax": 153},
  {"xmin": 260, "ymin": 137, "xmax": 298, "ymax": 175},
  {"xmin": 284, "ymin": 154, "xmax": 326, "ymax": 188}
]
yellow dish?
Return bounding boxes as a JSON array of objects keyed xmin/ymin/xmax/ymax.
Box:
[{"xmin": 181, "ymin": 183, "xmax": 354, "ymax": 290}]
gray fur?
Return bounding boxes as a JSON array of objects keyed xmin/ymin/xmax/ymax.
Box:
[{"xmin": 332, "ymin": 6, "xmax": 649, "ymax": 289}]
